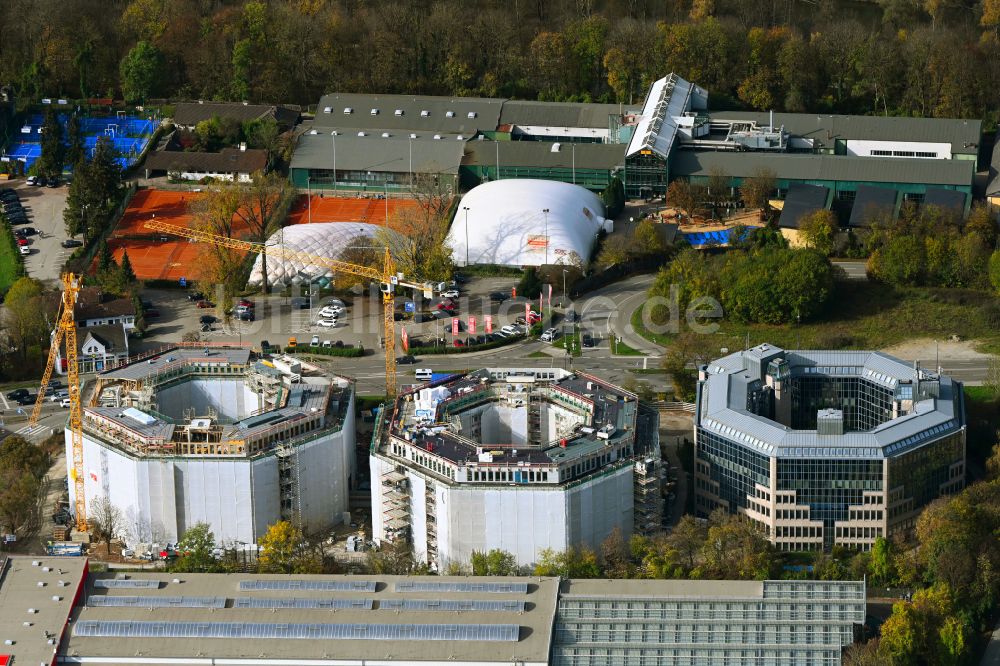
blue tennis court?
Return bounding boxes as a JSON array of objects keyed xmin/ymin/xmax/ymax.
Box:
[{"xmin": 4, "ymin": 112, "xmax": 156, "ymax": 170}]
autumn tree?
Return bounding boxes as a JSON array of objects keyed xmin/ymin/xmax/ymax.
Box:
[
  {"xmin": 0, "ymin": 435, "xmax": 49, "ymax": 537},
  {"xmin": 89, "ymin": 495, "xmax": 124, "ymax": 555},
  {"xmin": 470, "ymin": 549, "xmax": 519, "ymax": 576},
  {"xmin": 366, "ymin": 538, "xmax": 428, "ymax": 575},
  {"xmin": 739, "ymin": 168, "xmax": 777, "ymax": 213},
  {"xmin": 230, "ymin": 171, "xmax": 294, "ymax": 293},
  {"xmin": 375, "ymin": 174, "xmax": 453, "ymax": 281},
  {"xmin": 798, "ymin": 209, "xmax": 838, "ymax": 256},
  {"xmin": 699, "ymin": 508, "xmax": 775, "ymax": 580},
  {"xmin": 4, "ymin": 278, "xmax": 53, "ymax": 364},
  {"xmin": 667, "ymin": 180, "xmax": 701, "ymax": 219},
  {"xmin": 533, "ymin": 546, "xmax": 602, "ymax": 578},
  {"xmin": 258, "ymin": 520, "xmax": 319, "ymax": 574}
]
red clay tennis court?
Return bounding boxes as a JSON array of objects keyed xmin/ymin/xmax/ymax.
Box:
[
  {"xmin": 109, "ymin": 189, "xmax": 253, "ymax": 281},
  {"xmin": 286, "ymin": 194, "xmax": 423, "ymax": 230}
]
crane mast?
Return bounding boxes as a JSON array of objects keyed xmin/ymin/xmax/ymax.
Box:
[{"xmin": 145, "ymin": 221, "xmax": 434, "ymax": 396}]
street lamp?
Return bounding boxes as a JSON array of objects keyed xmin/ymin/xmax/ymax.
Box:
[
  {"xmin": 562, "ymin": 269, "xmax": 568, "ymax": 304},
  {"xmin": 307, "ymin": 176, "xmax": 312, "ymax": 224},
  {"xmin": 462, "ymin": 206, "xmax": 470, "ymax": 267},
  {"xmin": 542, "ymin": 208, "xmax": 550, "ymax": 266},
  {"xmin": 571, "ymin": 143, "xmax": 576, "ymax": 185},
  {"xmin": 331, "ymin": 131, "xmax": 338, "ymax": 193}
]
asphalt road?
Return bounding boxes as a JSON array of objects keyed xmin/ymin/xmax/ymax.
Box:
[{"xmin": 832, "ymin": 260, "xmax": 867, "ymax": 280}]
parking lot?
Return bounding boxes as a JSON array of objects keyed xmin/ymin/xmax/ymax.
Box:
[{"xmin": 4, "ymin": 182, "xmax": 72, "ymax": 284}]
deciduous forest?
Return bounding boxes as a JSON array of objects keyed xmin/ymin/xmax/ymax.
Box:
[{"xmin": 2, "ymin": 0, "xmax": 1000, "ymax": 126}]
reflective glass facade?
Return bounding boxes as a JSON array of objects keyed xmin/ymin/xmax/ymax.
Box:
[
  {"xmin": 696, "ymin": 429, "xmax": 770, "ymax": 512},
  {"xmin": 790, "ymin": 376, "xmax": 895, "ymax": 431},
  {"xmin": 777, "ymin": 458, "xmax": 884, "ymax": 547},
  {"xmin": 887, "ymin": 432, "xmax": 964, "ymax": 520}
]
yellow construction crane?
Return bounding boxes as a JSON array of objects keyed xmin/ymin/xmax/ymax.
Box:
[
  {"xmin": 144, "ymin": 220, "xmax": 435, "ymax": 396},
  {"xmin": 30, "ymin": 273, "xmax": 86, "ymax": 532}
]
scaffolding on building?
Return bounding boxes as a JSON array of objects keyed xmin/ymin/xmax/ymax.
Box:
[
  {"xmin": 381, "ymin": 466, "xmax": 411, "ymax": 544},
  {"xmin": 276, "ymin": 442, "xmax": 302, "ymax": 526},
  {"xmin": 425, "ymin": 482, "xmax": 438, "ymax": 566},
  {"xmin": 633, "ymin": 457, "xmax": 664, "ymax": 536}
]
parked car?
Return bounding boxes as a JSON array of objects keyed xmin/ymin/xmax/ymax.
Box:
[
  {"xmin": 200, "ymin": 323, "xmax": 212, "ymax": 332},
  {"xmin": 582, "ymin": 333, "xmax": 595, "ymax": 348},
  {"xmin": 7, "ymin": 388, "xmax": 28, "ymax": 400},
  {"xmin": 196, "ymin": 300, "xmax": 214, "ymax": 308},
  {"xmin": 565, "ymin": 308, "xmax": 579, "ymax": 322},
  {"xmin": 310, "ymin": 335, "xmax": 320, "ymax": 347},
  {"xmin": 144, "ymin": 309, "xmax": 161, "ymax": 318},
  {"xmin": 236, "ymin": 310, "xmax": 254, "ymax": 321},
  {"xmin": 61, "ymin": 239, "xmax": 83, "ymax": 248},
  {"xmin": 46, "ymin": 178, "xmax": 60, "ymax": 188},
  {"xmin": 453, "ymin": 339, "xmax": 466, "ymax": 348},
  {"xmin": 317, "ymin": 319, "xmax": 338, "ymax": 328},
  {"xmin": 187, "ymin": 291, "xmax": 205, "ymax": 301},
  {"xmin": 16, "ymin": 237, "xmax": 28, "ymax": 246},
  {"xmin": 432, "ymin": 309, "xmax": 451, "ymax": 319},
  {"xmin": 436, "ymin": 300, "xmax": 456, "ymax": 311},
  {"xmin": 19, "ymin": 247, "xmax": 30, "ymax": 256},
  {"xmin": 322, "ymin": 298, "xmax": 346, "ymax": 308},
  {"xmin": 499, "ymin": 325, "xmax": 518, "ymax": 337},
  {"xmin": 26, "ymin": 176, "xmax": 39, "ymax": 186},
  {"xmin": 540, "ymin": 328, "xmax": 559, "ymax": 342},
  {"xmin": 237, "ymin": 299, "xmax": 255, "ymax": 309},
  {"xmin": 290, "ymin": 297, "xmax": 309, "ymax": 309},
  {"xmin": 16, "ymin": 394, "xmax": 36, "ymax": 405},
  {"xmin": 489, "ymin": 291, "xmax": 508, "ymax": 302},
  {"xmin": 441, "ymin": 289, "xmax": 460, "ymax": 299},
  {"xmin": 59, "ymin": 398, "xmax": 71, "ymax": 408},
  {"xmin": 199, "ymin": 315, "xmax": 216, "ymax": 325},
  {"xmin": 322, "ymin": 340, "xmax": 332, "ymax": 348},
  {"xmin": 397, "ymin": 354, "xmax": 417, "ymax": 364},
  {"xmin": 318, "ymin": 305, "xmax": 343, "ymax": 318}
]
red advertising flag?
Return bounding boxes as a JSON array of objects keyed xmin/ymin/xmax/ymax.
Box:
[
  {"xmin": 547, "ymin": 283, "xmax": 553, "ymax": 307},
  {"xmin": 469, "ymin": 316, "xmax": 477, "ymax": 334},
  {"xmin": 525, "ymin": 302, "xmax": 530, "ymax": 322},
  {"xmin": 400, "ymin": 326, "xmax": 409, "ymax": 352},
  {"xmin": 512, "ymin": 287, "xmax": 516, "ymax": 298},
  {"xmin": 485, "ymin": 315, "xmax": 493, "ymax": 333},
  {"xmin": 452, "ymin": 317, "xmax": 459, "ymax": 335}
]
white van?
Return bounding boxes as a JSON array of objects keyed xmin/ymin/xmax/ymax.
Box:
[{"xmin": 414, "ymin": 368, "xmax": 433, "ymax": 382}]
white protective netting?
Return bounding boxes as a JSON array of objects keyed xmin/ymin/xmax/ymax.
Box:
[{"xmin": 247, "ymin": 222, "xmax": 400, "ymax": 288}]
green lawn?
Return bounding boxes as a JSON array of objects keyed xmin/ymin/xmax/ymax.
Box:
[
  {"xmin": 553, "ymin": 327, "xmax": 582, "ymax": 357},
  {"xmin": 611, "ymin": 339, "xmax": 644, "ymax": 355},
  {"xmin": 631, "ymin": 281, "xmax": 1000, "ymax": 352},
  {"xmin": 0, "ymin": 219, "xmax": 23, "ymax": 294},
  {"xmin": 526, "ymin": 350, "xmax": 550, "ymax": 358}
]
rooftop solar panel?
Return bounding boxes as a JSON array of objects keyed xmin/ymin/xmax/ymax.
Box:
[
  {"xmin": 86, "ymin": 595, "xmax": 225, "ymax": 608},
  {"xmin": 73, "ymin": 621, "xmax": 519, "ymax": 641},
  {"xmin": 93, "ymin": 579, "xmax": 162, "ymax": 589},
  {"xmin": 238, "ymin": 580, "xmax": 376, "ymax": 592},
  {"xmin": 380, "ymin": 599, "xmax": 525, "ymax": 612},
  {"xmin": 394, "ymin": 581, "xmax": 529, "ymax": 594},
  {"xmin": 233, "ymin": 597, "xmax": 373, "ymax": 609}
]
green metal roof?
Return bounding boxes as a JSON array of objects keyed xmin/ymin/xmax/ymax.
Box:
[
  {"xmin": 464, "ymin": 140, "xmax": 625, "ymax": 171},
  {"xmin": 670, "ymin": 151, "xmax": 974, "ymax": 187},
  {"xmin": 498, "ymin": 100, "xmax": 638, "ymax": 129},
  {"xmin": 290, "ymin": 132, "xmax": 465, "ymax": 175}
]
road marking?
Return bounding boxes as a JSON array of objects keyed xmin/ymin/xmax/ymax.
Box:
[{"xmin": 0, "ymin": 395, "xmax": 8, "ymax": 410}]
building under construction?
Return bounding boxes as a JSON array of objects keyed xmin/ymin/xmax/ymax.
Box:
[
  {"xmin": 370, "ymin": 368, "xmax": 660, "ymax": 570},
  {"xmin": 67, "ymin": 346, "xmax": 356, "ymax": 546}
]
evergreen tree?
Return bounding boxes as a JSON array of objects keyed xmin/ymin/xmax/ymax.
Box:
[
  {"xmin": 97, "ymin": 239, "xmax": 112, "ymax": 272},
  {"xmin": 66, "ymin": 115, "xmax": 84, "ymax": 168},
  {"xmin": 120, "ymin": 250, "xmax": 136, "ymax": 283},
  {"xmin": 38, "ymin": 108, "xmax": 65, "ymax": 179},
  {"xmin": 89, "ymin": 137, "xmax": 122, "ymax": 211}
]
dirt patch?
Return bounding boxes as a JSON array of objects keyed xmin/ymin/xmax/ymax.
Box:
[{"xmin": 881, "ymin": 338, "xmax": 991, "ymax": 363}]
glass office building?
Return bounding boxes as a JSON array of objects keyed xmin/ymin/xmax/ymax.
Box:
[{"xmin": 695, "ymin": 344, "xmax": 966, "ymax": 551}]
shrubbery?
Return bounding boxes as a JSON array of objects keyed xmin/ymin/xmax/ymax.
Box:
[{"xmin": 284, "ymin": 345, "xmax": 364, "ymax": 357}]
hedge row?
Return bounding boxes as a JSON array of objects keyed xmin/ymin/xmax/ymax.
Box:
[
  {"xmin": 409, "ymin": 334, "xmax": 524, "ymax": 355},
  {"xmin": 284, "ymin": 345, "xmax": 365, "ymax": 358}
]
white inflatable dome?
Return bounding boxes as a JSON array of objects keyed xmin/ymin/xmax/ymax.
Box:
[
  {"xmin": 447, "ymin": 179, "xmax": 607, "ymax": 267},
  {"xmin": 247, "ymin": 222, "xmax": 398, "ymax": 288}
]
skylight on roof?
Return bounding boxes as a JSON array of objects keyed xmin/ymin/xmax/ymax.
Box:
[
  {"xmin": 370, "ymin": 108, "xmax": 379, "ymax": 115},
  {"xmin": 357, "ymin": 131, "xmax": 366, "ymax": 137},
  {"xmin": 394, "ymin": 109, "xmax": 404, "ymax": 116},
  {"xmin": 420, "ymin": 110, "xmax": 430, "ymax": 117},
  {"xmin": 381, "ymin": 132, "xmax": 391, "ymax": 138},
  {"xmin": 322, "ymin": 107, "xmax": 331, "ymax": 114},
  {"xmin": 343, "ymin": 107, "xmax": 353, "ymax": 114},
  {"xmin": 467, "ymin": 111, "xmax": 477, "ymax": 119},
  {"xmin": 445, "ymin": 111, "xmax": 455, "ymax": 118}
]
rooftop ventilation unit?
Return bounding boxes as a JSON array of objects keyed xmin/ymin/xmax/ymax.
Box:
[
  {"xmin": 381, "ymin": 132, "xmax": 391, "ymax": 138},
  {"xmin": 551, "ymin": 143, "xmax": 561, "ymax": 152},
  {"xmin": 420, "ymin": 110, "xmax": 430, "ymax": 117},
  {"xmin": 357, "ymin": 131, "xmax": 367, "ymax": 137},
  {"xmin": 433, "ymin": 134, "xmax": 442, "ymax": 140},
  {"xmin": 343, "ymin": 107, "xmax": 353, "ymax": 114},
  {"xmin": 370, "ymin": 108, "xmax": 379, "ymax": 115},
  {"xmin": 467, "ymin": 111, "xmax": 477, "ymax": 119},
  {"xmin": 322, "ymin": 107, "xmax": 331, "ymax": 114},
  {"xmin": 394, "ymin": 109, "xmax": 404, "ymax": 116},
  {"xmin": 409, "ymin": 133, "xmax": 417, "ymax": 139},
  {"xmin": 445, "ymin": 111, "xmax": 455, "ymax": 118},
  {"xmin": 456, "ymin": 135, "xmax": 464, "ymax": 140}
]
